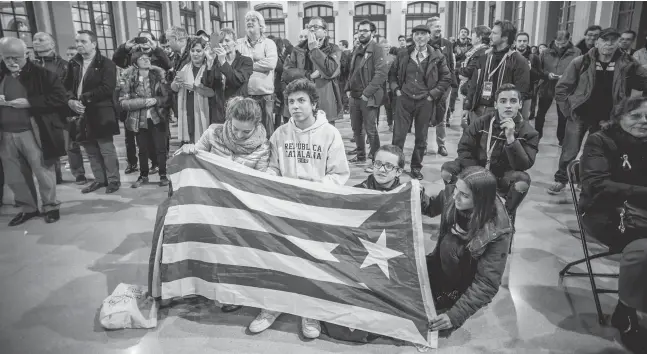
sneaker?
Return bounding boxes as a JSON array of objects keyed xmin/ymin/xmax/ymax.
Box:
[
  {"xmin": 348, "ymin": 156, "xmax": 366, "ymax": 163},
  {"xmin": 410, "ymin": 169, "xmax": 424, "ymax": 180},
  {"xmin": 249, "ymin": 309, "xmax": 281, "ymax": 333},
  {"xmin": 301, "ymin": 317, "xmax": 321, "ymax": 339},
  {"xmin": 75, "ymin": 175, "xmax": 88, "ymax": 185},
  {"xmin": 438, "ymin": 146, "xmax": 448, "ymax": 157},
  {"xmin": 125, "ymin": 164, "xmax": 138, "ymax": 174},
  {"xmin": 131, "ymin": 176, "xmax": 148, "ymax": 188},
  {"xmin": 159, "ymin": 175, "xmax": 170, "ymax": 187},
  {"xmin": 149, "ymin": 166, "xmax": 159, "ymax": 175},
  {"xmin": 106, "ymin": 181, "xmax": 120, "ymax": 194},
  {"xmin": 364, "ymin": 164, "xmax": 374, "ymax": 173},
  {"xmin": 220, "ymin": 304, "xmax": 242, "ymax": 313},
  {"xmin": 546, "ymin": 182, "xmax": 566, "ymax": 195}
]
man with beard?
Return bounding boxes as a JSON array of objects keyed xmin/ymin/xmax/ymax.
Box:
[
  {"xmin": 576, "ymin": 25, "xmax": 602, "ymax": 55},
  {"xmin": 548, "ymin": 28, "xmax": 647, "ymax": 195},
  {"xmin": 463, "ymin": 20, "xmax": 530, "ymax": 131},
  {"xmin": 282, "ymin": 17, "xmax": 342, "ymax": 126},
  {"xmin": 390, "ymin": 25, "xmax": 451, "ymax": 180},
  {"xmin": 32, "ymin": 32, "xmax": 83, "ymax": 185},
  {"xmin": 450, "ymin": 27, "xmax": 472, "ymax": 126},
  {"xmin": 515, "ymin": 32, "xmax": 541, "ymax": 120},
  {"xmin": 426, "ymin": 17, "xmax": 455, "ymax": 156},
  {"xmin": 345, "ymin": 20, "xmax": 388, "ymax": 170},
  {"xmin": 237, "ymin": 11, "xmax": 278, "ymax": 139},
  {"xmin": 534, "ymin": 30, "xmax": 581, "ymax": 144}
]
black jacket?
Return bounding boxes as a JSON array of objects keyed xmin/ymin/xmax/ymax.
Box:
[
  {"xmin": 33, "ymin": 52, "xmax": 68, "ymax": 84},
  {"xmin": 579, "ymin": 126, "xmax": 647, "ymax": 213},
  {"xmin": 0, "ymin": 61, "xmax": 68, "ymax": 160},
  {"xmin": 517, "ymin": 47, "xmax": 542, "ymax": 84},
  {"xmin": 454, "ymin": 38, "xmax": 473, "ymax": 65},
  {"xmin": 464, "ymin": 47, "xmax": 531, "ymax": 111},
  {"xmin": 207, "ymin": 51, "xmax": 254, "ymax": 124},
  {"xmin": 112, "ymin": 44, "xmax": 172, "ymax": 71},
  {"xmin": 354, "ymin": 175, "xmax": 401, "ymax": 191},
  {"xmin": 64, "ymin": 49, "xmax": 119, "ymax": 139},
  {"xmin": 389, "ymin": 44, "xmax": 452, "ymax": 100},
  {"xmin": 429, "ymin": 37, "xmax": 457, "ymax": 87},
  {"xmin": 576, "ymin": 39, "xmax": 592, "ymax": 58},
  {"xmin": 456, "ymin": 111, "xmax": 539, "ymax": 178}
]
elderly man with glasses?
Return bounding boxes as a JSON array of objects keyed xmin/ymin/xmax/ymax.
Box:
[{"xmin": 282, "ymin": 16, "xmax": 342, "ymax": 126}]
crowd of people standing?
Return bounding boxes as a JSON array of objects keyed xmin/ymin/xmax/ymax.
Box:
[{"xmin": 1, "ymin": 9, "xmax": 647, "ymax": 353}]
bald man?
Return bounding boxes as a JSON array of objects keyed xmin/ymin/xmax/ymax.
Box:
[{"xmin": 0, "ymin": 37, "xmax": 68, "ymax": 226}]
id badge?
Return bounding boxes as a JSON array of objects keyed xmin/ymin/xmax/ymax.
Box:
[{"xmin": 482, "ymin": 81, "xmax": 493, "ymax": 100}]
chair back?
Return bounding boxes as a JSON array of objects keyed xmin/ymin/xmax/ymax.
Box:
[{"xmin": 567, "ymin": 160, "xmax": 581, "ymax": 206}]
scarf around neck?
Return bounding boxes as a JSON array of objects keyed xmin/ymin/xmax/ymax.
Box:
[
  {"xmin": 221, "ymin": 119, "xmax": 268, "ymax": 155},
  {"xmin": 462, "ymin": 43, "xmax": 488, "ymax": 67}
]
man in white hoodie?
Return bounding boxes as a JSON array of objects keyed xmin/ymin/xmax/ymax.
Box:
[{"xmin": 249, "ymin": 78, "xmax": 350, "ymax": 337}]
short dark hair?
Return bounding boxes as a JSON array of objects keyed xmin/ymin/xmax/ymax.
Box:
[
  {"xmin": 460, "ymin": 27, "xmax": 470, "ymax": 35},
  {"xmin": 585, "ymin": 25, "xmax": 602, "ymax": 35},
  {"xmin": 388, "ymin": 46, "xmax": 398, "ymax": 55},
  {"xmin": 398, "ymin": 34, "xmax": 406, "ymax": 41},
  {"xmin": 473, "ymin": 25, "xmax": 491, "ymax": 45},
  {"xmin": 308, "ymin": 16, "xmax": 327, "ymax": 30},
  {"xmin": 284, "ymin": 78, "xmax": 319, "ymax": 107},
  {"xmin": 516, "ymin": 32, "xmax": 529, "ymax": 41},
  {"xmin": 622, "ymin": 30, "xmax": 636, "ymax": 39},
  {"xmin": 493, "ymin": 20, "xmax": 517, "ymax": 46},
  {"xmin": 340, "ymin": 40, "xmax": 349, "ymax": 48},
  {"xmin": 555, "ymin": 30, "xmax": 571, "ymax": 41},
  {"xmin": 77, "ymin": 30, "xmax": 97, "ymax": 44},
  {"xmin": 158, "ymin": 33, "xmax": 168, "ymax": 45},
  {"xmin": 538, "ymin": 43, "xmax": 547, "ymax": 48},
  {"xmin": 495, "ymin": 83, "xmax": 521, "ymax": 101},
  {"xmin": 357, "ymin": 20, "xmax": 376, "ymax": 33},
  {"xmin": 375, "ymin": 145, "xmax": 405, "ymax": 168}
]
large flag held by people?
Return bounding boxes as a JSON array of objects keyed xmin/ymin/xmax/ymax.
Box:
[{"xmin": 148, "ymin": 152, "xmax": 438, "ymax": 347}]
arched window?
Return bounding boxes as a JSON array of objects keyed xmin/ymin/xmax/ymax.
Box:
[
  {"xmin": 405, "ymin": 2, "xmax": 438, "ymax": 36},
  {"xmin": 179, "ymin": 1, "xmax": 197, "ymax": 35},
  {"xmin": 71, "ymin": 1, "xmax": 117, "ymax": 57},
  {"xmin": 137, "ymin": 1, "xmax": 163, "ymax": 40},
  {"xmin": 353, "ymin": 3, "xmax": 386, "ymax": 39},
  {"xmin": 303, "ymin": 5, "xmax": 334, "ymax": 42},
  {"xmin": 258, "ymin": 6, "xmax": 285, "ymax": 38},
  {"xmin": 0, "ymin": 1, "xmax": 36, "ymax": 50}
]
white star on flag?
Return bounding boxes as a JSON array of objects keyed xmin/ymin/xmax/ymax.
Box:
[{"xmin": 359, "ymin": 230, "xmax": 403, "ymax": 279}]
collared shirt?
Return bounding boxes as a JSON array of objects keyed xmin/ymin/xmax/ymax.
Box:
[
  {"xmin": 236, "ymin": 35, "xmax": 277, "ymax": 95},
  {"xmin": 410, "ymin": 47, "xmax": 429, "ymax": 64}
]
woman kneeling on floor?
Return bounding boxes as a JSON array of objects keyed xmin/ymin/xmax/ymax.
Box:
[{"xmin": 579, "ymin": 96, "xmax": 647, "ymax": 354}]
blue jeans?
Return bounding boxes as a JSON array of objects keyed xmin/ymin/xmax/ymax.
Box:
[{"xmin": 554, "ymin": 117, "xmax": 600, "ymax": 183}]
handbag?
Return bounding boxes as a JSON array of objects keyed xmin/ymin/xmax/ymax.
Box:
[{"xmin": 618, "ymin": 201, "xmax": 647, "ymax": 234}]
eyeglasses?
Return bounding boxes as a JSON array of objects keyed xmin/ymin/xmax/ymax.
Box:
[
  {"xmin": 373, "ymin": 161, "xmax": 400, "ymax": 172},
  {"xmin": 308, "ymin": 25, "xmax": 326, "ymax": 31}
]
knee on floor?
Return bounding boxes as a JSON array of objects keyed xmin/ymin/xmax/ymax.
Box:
[{"xmin": 513, "ymin": 181, "xmax": 530, "ymax": 193}]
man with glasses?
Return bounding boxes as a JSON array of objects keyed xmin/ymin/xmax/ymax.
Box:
[
  {"xmin": 548, "ymin": 28, "xmax": 647, "ymax": 195},
  {"xmin": 345, "ymin": 20, "xmax": 388, "ymax": 171},
  {"xmin": 0, "ymin": 37, "xmax": 68, "ymax": 225},
  {"xmin": 283, "ymin": 16, "xmax": 342, "ymax": 126},
  {"xmin": 534, "ymin": 30, "xmax": 581, "ymax": 144},
  {"xmin": 576, "ymin": 25, "xmax": 602, "ymax": 55}
]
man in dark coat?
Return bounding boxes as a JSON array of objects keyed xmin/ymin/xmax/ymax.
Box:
[
  {"xmin": 32, "ymin": 31, "xmax": 88, "ymax": 186},
  {"xmin": 0, "ymin": 37, "xmax": 68, "ymax": 225},
  {"xmin": 515, "ymin": 32, "xmax": 542, "ymax": 120},
  {"xmin": 65, "ymin": 30, "xmax": 121, "ymax": 194},
  {"xmin": 427, "ymin": 16, "xmax": 455, "ymax": 156}
]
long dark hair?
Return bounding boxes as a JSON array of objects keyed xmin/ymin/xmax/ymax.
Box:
[{"xmin": 441, "ymin": 166, "xmax": 498, "ymax": 241}]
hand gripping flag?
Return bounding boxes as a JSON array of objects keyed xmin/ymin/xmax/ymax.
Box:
[{"xmin": 148, "ymin": 152, "xmax": 438, "ymax": 347}]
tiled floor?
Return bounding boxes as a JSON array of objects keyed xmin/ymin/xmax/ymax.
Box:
[{"xmin": 0, "ymin": 102, "xmax": 639, "ymax": 354}]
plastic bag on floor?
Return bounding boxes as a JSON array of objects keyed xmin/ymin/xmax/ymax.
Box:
[{"xmin": 99, "ymin": 283, "xmax": 158, "ymax": 329}]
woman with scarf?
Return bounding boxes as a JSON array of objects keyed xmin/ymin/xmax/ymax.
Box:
[
  {"xmin": 171, "ymin": 37, "xmax": 217, "ymax": 144},
  {"xmin": 119, "ymin": 50, "xmax": 171, "ymax": 188}
]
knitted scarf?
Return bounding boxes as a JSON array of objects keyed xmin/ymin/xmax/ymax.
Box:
[
  {"xmin": 462, "ymin": 43, "xmax": 488, "ymax": 68},
  {"xmin": 220, "ymin": 119, "xmax": 268, "ymax": 155},
  {"xmin": 177, "ymin": 62, "xmax": 210, "ymax": 143}
]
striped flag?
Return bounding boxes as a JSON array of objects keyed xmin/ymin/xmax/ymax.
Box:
[{"xmin": 148, "ymin": 152, "xmax": 438, "ymax": 347}]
